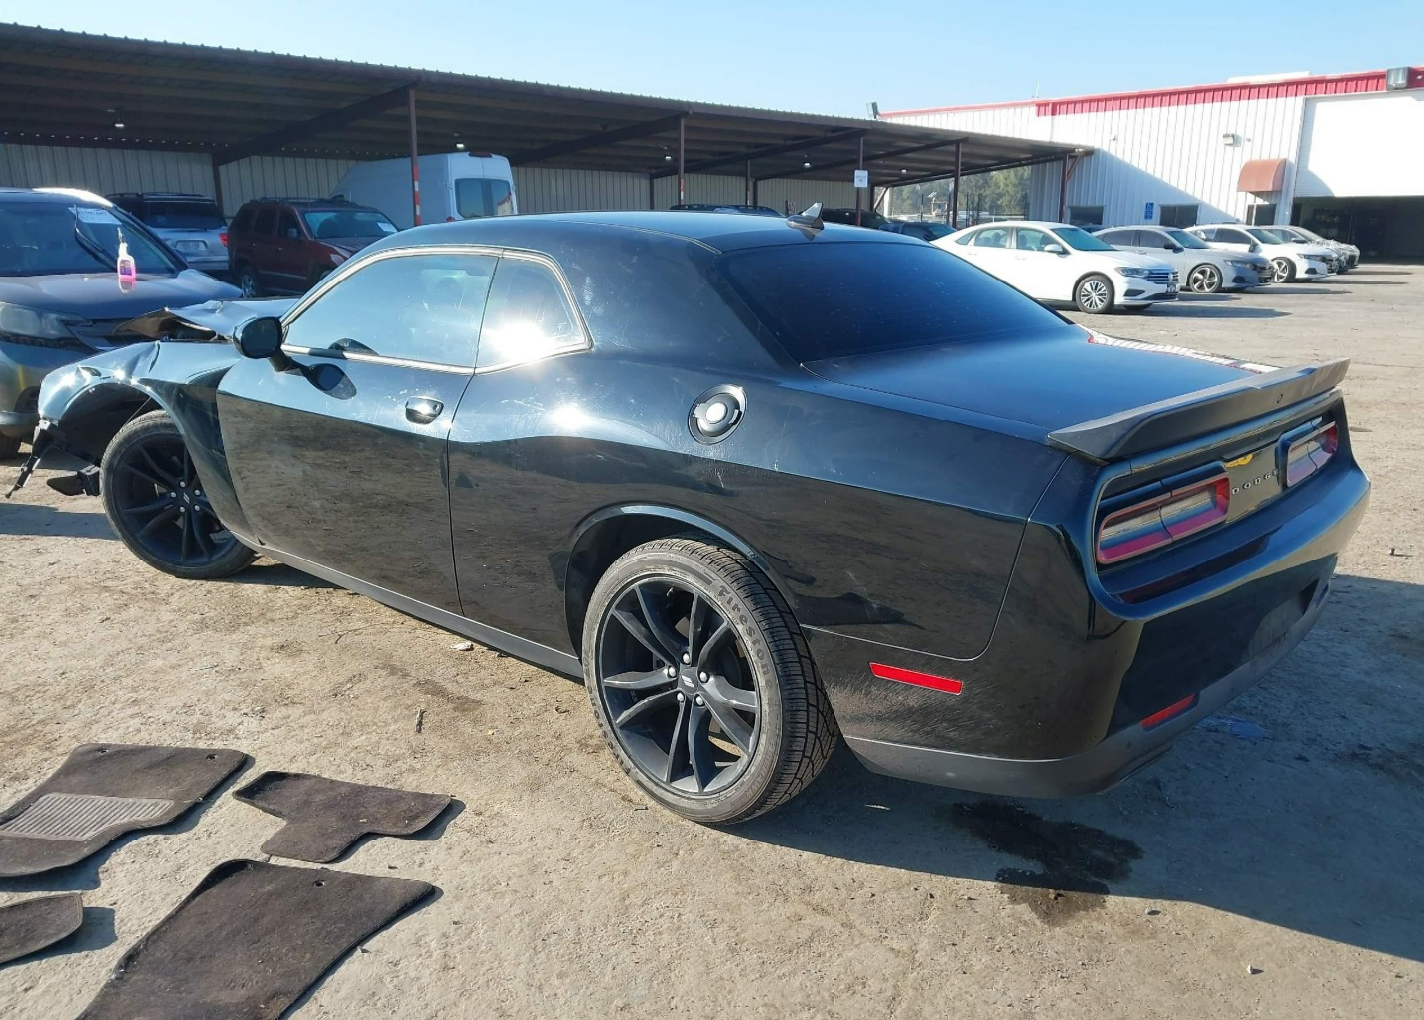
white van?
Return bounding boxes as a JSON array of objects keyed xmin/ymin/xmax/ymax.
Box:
[{"xmin": 332, "ymin": 152, "xmax": 517, "ymax": 230}]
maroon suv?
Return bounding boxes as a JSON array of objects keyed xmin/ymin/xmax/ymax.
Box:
[{"xmin": 228, "ymin": 198, "xmax": 398, "ymax": 296}]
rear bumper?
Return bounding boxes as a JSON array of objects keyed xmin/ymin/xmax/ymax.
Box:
[{"xmin": 845, "ymin": 576, "xmax": 1331, "ymax": 797}]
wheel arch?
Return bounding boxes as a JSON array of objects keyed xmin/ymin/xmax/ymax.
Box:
[
  {"xmin": 44, "ymin": 380, "xmax": 162, "ymax": 467},
  {"xmin": 563, "ymin": 504, "xmax": 796, "ymax": 656}
]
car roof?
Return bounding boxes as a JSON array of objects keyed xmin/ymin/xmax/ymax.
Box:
[
  {"xmin": 959, "ymin": 220, "xmax": 1075, "ymax": 230},
  {"xmin": 0, "ymin": 187, "xmax": 109, "ymax": 205},
  {"xmin": 383, "ymin": 210, "xmax": 921, "ymax": 255}
]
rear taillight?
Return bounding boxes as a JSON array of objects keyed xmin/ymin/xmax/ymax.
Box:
[
  {"xmin": 1097, "ymin": 473, "xmax": 1230, "ymax": 564},
  {"xmin": 1280, "ymin": 421, "xmax": 1338, "ymax": 487},
  {"xmin": 220, "ymin": 232, "xmax": 228, "ymax": 247}
]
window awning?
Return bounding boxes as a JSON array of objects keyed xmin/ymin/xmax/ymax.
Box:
[{"xmin": 1238, "ymin": 158, "xmax": 1287, "ymax": 194}]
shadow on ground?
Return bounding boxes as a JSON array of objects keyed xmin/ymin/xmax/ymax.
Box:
[
  {"xmin": 737, "ymin": 575, "xmax": 1424, "ymax": 961},
  {"xmin": 0, "ymin": 502, "xmax": 114, "ymax": 541}
]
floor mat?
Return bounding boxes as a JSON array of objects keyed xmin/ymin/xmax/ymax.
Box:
[
  {"xmin": 0, "ymin": 893, "xmax": 84, "ymax": 966},
  {"xmin": 234, "ymin": 771, "xmax": 451, "ymax": 863},
  {"xmin": 0, "ymin": 744, "xmax": 248, "ymax": 877},
  {"xmin": 75, "ymin": 859, "xmax": 435, "ymax": 1020}
]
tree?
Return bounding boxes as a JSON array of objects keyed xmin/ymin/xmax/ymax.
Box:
[{"xmin": 886, "ymin": 165, "xmax": 1030, "ymax": 224}]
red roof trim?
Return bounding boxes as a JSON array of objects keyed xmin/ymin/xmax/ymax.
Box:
[{"xmin": 881, "ymin": 67, "xmax": 1424, "ymax": 119}]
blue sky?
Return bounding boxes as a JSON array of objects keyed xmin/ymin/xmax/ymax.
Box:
[{"xmin": 7, "ymin": 1, "xmax": 1420, "ymax": 116}]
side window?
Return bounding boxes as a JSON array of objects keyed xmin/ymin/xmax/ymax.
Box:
[
  {"xmin": 231, "ymin": 207, "xmax": 253, "ymax": 233},
  {"xmin": 1143, "ymin": 229, "xmax": 1172, "ymax": 249},
  {"xmin": 1015, "ymin": 227, "xmax": 1056, "ymax": 252},
  {"xmin": 973, "ymin": 228, "xmax": 1010, "ymax": 249},
  {"xmin": 284, "ymin": 253, "xmax": 498, "ymax": 367},
  {"xmin": 1220, "ymin": 228, "xmax": 1250, "ymax": 244},
  {"xmin": 277, "ymin": 210, "xmax": 301, "ymax": 241},
  {"xmin": 951, "ymin": 229, "xmax": 975, "ymax": 246},
  {"xmin": 1194, "ymin": 227, "xmax": 1216, "ymax": 241},
  {"xmin": 253, "ymin": 207, "xmax": 276, "ymax": 236},
  {"xmin": 477, "ymin": 258, "xmax": 586, "ymax": 371}
]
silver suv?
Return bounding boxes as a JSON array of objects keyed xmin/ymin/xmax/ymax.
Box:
[{"xmin": 107, "ymin": 193, "xmax": 229, "ymax": 277}]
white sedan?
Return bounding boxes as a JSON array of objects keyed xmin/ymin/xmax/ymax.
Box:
[
  {"xmin": 1186, "ymin": 224, "xmax": 1338, "ymax": 283},
  {"xmin": 1094, "ymin": 224, "xmax": 1274, "ymax": 293},
  {"xmin": 935, "ymin": 221, "xmax": 1177, "ymax": 313}
]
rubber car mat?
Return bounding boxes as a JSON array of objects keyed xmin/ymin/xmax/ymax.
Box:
[
  {"xmin": 233, "ymin": 771, "xmax": 451, "ymax": 863},
  {"xmin": 75, "ymin": 859, "xmax": 435, "ymax": 1020},
  {"xmin": 0, "ymin": 892, "xmax": 84, "ymax": 966},
  {"xmin": 0, "ymin": 744, "xmax": 248, "ymax": 877}
]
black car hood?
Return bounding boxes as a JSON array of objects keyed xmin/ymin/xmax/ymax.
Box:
[
  {"xmin": 805, "ymin": 327, "xmax": 1271, "ymax": 434},
  {"xmin": 0, "ymin": 271, "xmax": 239, "ymax": 319},
  {"xmin": 121, "ymin": 297, "xmax": 299, "ymax": 340}
]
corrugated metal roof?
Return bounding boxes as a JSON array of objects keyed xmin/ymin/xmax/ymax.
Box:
[{"xmin": 0, "ymin": 23, "xmax": 1077, "ymax": 185}]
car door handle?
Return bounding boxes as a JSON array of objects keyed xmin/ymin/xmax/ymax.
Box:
[{"xmin": 405, "ymin": 397, "xmax": 444, "ymax": 423}]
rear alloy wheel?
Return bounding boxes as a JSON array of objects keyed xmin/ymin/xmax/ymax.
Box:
[
  {"xmin": 1074, "ymin": 274, "xmax": 1114, "ymax": 313},
  {"xmin": 1271, "ymin": 257, "xmax": 1296, "ymax": 283},
  {"xmin": 237, "ymin": 264, "xmax": 263, "ymax": 297},
  {"xmin": 1187, "ymin": 263, "xmax": 1223, "ymax": 293},
  {"xmin": 584, "ymin": 537, "xmax": 837, "ymax": 824},
  {"xmin": 101, "ymin": 411, "xmax": 255, "ymax": 580}
]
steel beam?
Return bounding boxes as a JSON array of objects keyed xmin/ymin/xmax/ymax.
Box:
[
  {"xmin": 508, "ymin": 113, "xmax": 685, "ymax": 166},
  {"xmin": 652, "ymin": 127, "xmax": 866, "ymax": 179},
  {"xmin": 211, "ymin": 85, "xmax": 412, "ymax": 166},
  {"xmin": 408, "ymin": 87, "xmax": 421, "ymax": 226}
]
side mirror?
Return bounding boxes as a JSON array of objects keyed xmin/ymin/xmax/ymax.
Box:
[
  {"xmin": 1043, "ymin": 243, "xmax": 1066, "ymax": 255},
  {"xmin": 233, "ymin": 316, "xmax": 288, "ymax": 367},
  {"xmin": 1163, "ymin": 242, "xmax": 1177, "ymax": 249}
]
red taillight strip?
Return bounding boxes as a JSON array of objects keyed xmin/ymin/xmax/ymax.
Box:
[
  {"xmin": 1141, "ymin": 694, "xmax": 1198, "ymax": 730},
  {"xmin": 1097, "ymin": 472, "xmax": 1230, "ymax": 565},
  {"xmin": 1282, "ymin": 421, "xmax": 1338, "ymax": 487},
  {"xmin": 869, "ymin": 663, "xmax": 963, "ymax": 695}
]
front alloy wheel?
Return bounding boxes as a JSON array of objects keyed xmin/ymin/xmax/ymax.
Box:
[
  {"xmin": 584, "ymin": 537, "xmax": 837, "ymax": 824},
  {"xmin": 1187, "ymin": 264, "xmax": 1223, "ymax": 293},
  {"xmin": 1075, "ymin": 274, "xmax": 1113, "ymax": 313},
  {"xmin": 1271, "ymin": 257, "xmax": 1295, "ymax": 283},
  {"xmin": 101, "ymin": 411, "xmax": 255, "ymax": 580}
]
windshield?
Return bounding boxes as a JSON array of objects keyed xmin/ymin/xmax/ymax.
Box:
[
  {"xmin": 1165, "ymin": 229, "xmax": 1211, "ymax": 250},
  {"xmin": 455, "ymin": 178, "xmax": 516, "ymax": 218},
  {"xmin": 301, "ymin": 208, "xmax": 398, "ymax": 239},
  {"xmin": 1055, "ymin": 225, "xmax": 1116, "ymax": 252},
  {"xmin": 1247, "ymin": 227, "xmax": 1290, "ymax": 245},
  {"xmin": 0, "ymin": 200, "xmax": 183, "ymax": 277},
  {"xmin": 140, "ymin": 201, "xmax": 225, "ymax": 230},
  {"xmin": 717, "ymin": 241, "xmax": 1068, "ymax": 363}
]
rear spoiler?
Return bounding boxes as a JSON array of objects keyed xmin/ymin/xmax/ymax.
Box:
[{"xmin": 1047, "ymin": 358, "xmax": 1350, "ymax": 463}]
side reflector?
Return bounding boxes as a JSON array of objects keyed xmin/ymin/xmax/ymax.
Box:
[
  {"xmin": 869, "ymin": 662, "xmax": 963, "ymax": 695},
  {"xmin": 1140, "ymin": 694, "xmax": 1198, "ymax": 730}
]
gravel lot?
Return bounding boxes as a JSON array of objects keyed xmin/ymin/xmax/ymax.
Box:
[{"xmin": 2, "ymin": 267, "xmax": 1420, "ymax": 1019}]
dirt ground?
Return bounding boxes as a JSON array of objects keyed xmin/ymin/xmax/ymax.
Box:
[{"xmin": 2, "ymin": 267, "xmax": 1421, "ymax": 1020}]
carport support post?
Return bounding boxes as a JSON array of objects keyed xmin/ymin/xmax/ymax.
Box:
[
  {"xmin": 210, "ymin": 155, "xmax": 225, "ymax": 218},
  {"xmin": 407, "ymin": 87, "xmax": 421, "ymax": 227},
  {"xmin": 856, "ymin": 136, "xmax": 864, "ymax": 227},
  {"xmin": 745, "ymin": 160, "xmax": 753, "ymax": 206},
  {"xmin": 951, "ymin": 141, "xmax": 962, "ymax": 228},
  {"xmin": 678, "ymin": 116, "xmax": 686, "ymax": 205},
  {"xmin": 648, "ymin": 174, "xmax": 656, "ymax": 210}
]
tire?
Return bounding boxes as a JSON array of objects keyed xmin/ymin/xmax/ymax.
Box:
[
  {"xmin": 100, "ymin": 410, "xmax": 255, "ymax": 580},
  {"xmin": 583, "ymin": 537, "xmax": 838, "ymax": 824},
  {"xmin": 237, "ymin": 263, "xmax": 263, "ymax": 298},
  {"xmin": 1271, "ymin": 257, "xmax": 1296, "ymax": 284},
  {"xmin": 1074, "ymin": 273, "xmax": 1114, "ymax": 314},
  {"xmin": 0, "ymin": 431, "xmax": 22, "ymax": 460},
  {"xmin": 1187, "ymin": 263, "xmax": 1223, "ymax": 293}
]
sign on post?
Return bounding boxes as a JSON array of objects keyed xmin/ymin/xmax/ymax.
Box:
[
  {"xmin": 853, "ymin": 169, "xmax": 869, "ymax": 189},
  {"xmin": 1144, "ymin": 201, "xmax": 1155, "ymax": 220}
]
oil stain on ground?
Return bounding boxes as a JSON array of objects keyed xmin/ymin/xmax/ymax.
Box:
[{"xmin": 945, "ymin": 801, "xmax": 1143, "ymax": 925}]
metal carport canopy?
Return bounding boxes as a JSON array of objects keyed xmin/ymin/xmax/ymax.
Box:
[{"xmin": 0, "ymin": 23, "xmax": 1077, "ymax": 189}]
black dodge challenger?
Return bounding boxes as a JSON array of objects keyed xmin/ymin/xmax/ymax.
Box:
[{"xmin": 12, "ymin": 210, "xmax": 1368, "ymax": 823}]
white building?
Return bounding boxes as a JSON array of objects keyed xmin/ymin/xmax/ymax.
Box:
[{"xmin": 883, "ymin": 67, "xmax": 1424, "ymax": 259}]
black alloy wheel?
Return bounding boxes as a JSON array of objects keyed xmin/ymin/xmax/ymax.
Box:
[
  {"xmin": 584, "ymin": 537, "xmax": 838, "ymax": 824},
  {"xmin": 101, "ymin": 411, "xmax": 255, "ymax": 580}
]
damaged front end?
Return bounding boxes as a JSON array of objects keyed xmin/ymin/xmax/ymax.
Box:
[{"xmin": 6, "ymin": 297, "xmax": 294, "ymax": 500}]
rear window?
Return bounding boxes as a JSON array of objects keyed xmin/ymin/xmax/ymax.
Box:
[
  {"xmin": 138, "ymin": 200, "xmax": 225, "ymax": 230},
  {"xmin": 455, "ymin": 178, "xmax": 516, "ymax": 219},
  {"xmin": 717, "ymin": 241, "xmax": 1067, "ymax": 363}
]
